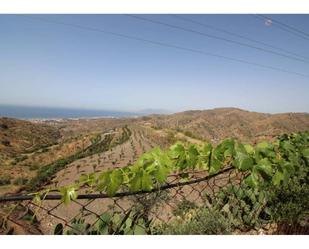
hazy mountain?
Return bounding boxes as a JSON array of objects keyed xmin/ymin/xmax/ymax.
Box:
[{"xmin": 138, "ymin": 108, "xmax": 172, "ymax": 115}]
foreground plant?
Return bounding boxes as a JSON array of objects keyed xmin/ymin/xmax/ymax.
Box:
[{"xmin": 33, "ymin": 131, "xmax": 309, "ymax": 234}]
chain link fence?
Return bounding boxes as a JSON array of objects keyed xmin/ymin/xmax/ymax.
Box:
[{"xmin": 0, "ymin": 166, "xmax": 308, "ymax": 235}]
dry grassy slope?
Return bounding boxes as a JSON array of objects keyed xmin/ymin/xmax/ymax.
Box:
[
  {"xmin": 142, "ymin": 108, "xmax": 309, "ymax": 143},
  {"xmin": 0, "ymin": 117, "xmax": 61, "ymax": 157},
  {"xmin": 53, "ymin": 117, "xmax": 136, "ymax": 138}
]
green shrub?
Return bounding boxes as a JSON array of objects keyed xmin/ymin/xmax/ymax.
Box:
[
  {"xmin": 173, "ymin": 198, "xmax": 197, "ymax": 217},
  {"xmin": 268, "ymin": 180, "xmax": 309, "ymax": 227},
  {"xmin": 55, "ymin": 210, "xmax": 149, "ymax": 235},
  {"xmin": 266, "ymin": 144, "xmax": 309, "ymax": 231},
  {"xmin": 157, "ymin": 208, "xmax": 232, "ymax": 235}
]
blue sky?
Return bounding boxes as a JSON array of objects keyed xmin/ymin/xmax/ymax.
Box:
[{"xmin": 0, "ymin": 14, "xmax": 308, "ymax": 113}]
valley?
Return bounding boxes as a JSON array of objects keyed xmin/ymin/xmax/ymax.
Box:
[{"xmin": 1, "ymin": 107, "xmax": 309, "ymax": 197}]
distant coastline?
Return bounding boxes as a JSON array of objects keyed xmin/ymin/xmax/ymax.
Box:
[{"xmin": 0, "ymin": 105, "xmax": 139, "ymax": 120}]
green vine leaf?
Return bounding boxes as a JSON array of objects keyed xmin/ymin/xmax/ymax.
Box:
[
  {"xmin": 302, "ymin": 148, "xmax": 309, "ymax": 161},
  {"xmin": 97, "ymin": 169, "xmax": 123, "ymax": 196},
  {"xmin": 245, "ymin": 172, "xmax": 259, "ymax": 188},
  {"xmin": 209, "ymin": 145, "xmax": 225, "ymax": 175},
  {"xmin": 60, "ymin": 186, "xmax": 78, "ymax": 205},
  {"xmin": 272, "ymin": 170, "xmax": 284, "ymax": 186},
  {"xmin": 244, "ymin": 144, "xmax": 254, "ymax": 154},
  {"xmin": 187, "ymin": 145, "xmax": 199, "ymax": 169},
  {"xmin": 196, "ymin": 142, "xmax": 212, "ymax": 169},
  {"xmin": 141, "ymin": 171, "xmax": 153, "ymax": 191},
  {"xmin": 168, "ymin": 143, "xmax": 186, "ymax": 170},
  {"xmin": 129, "ymin": 171, "xmax": 142, "ymax": 192},
  {"xmin": 209, "ymin": 155, "xmax": 223, "ymax": 175},
  {"xmin": 235, "ymin": 155, "xmax": 253, "ymax": 171},
  {"xmin": 79, "ymin": 173, "xmax": 96, "ymax": 187},
  {"xmin": 255, "ymin": 158, "xmax": 273, "ymax": 178},
  {"xmin": 233, "ymin": 142, "xmax": 253, "ymax": 171}
]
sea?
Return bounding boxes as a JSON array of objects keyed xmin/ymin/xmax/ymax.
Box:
[{"xmin": 0, "ymin": 105, "xmax": 139, "ymax": 120}]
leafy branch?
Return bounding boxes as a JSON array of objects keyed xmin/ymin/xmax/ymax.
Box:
[{"xmin": 33, "ymin": 131, "xmax": 309, "ymax": 206}]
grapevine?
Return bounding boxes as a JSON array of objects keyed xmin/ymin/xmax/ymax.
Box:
[{"xmin": 31, "ymin": 131, "xmax": 309, "ymax": 206}]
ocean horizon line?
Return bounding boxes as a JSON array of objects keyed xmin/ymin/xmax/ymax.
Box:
[{"xmin": 0, "ymin": 104, "xmax": 141, "ymax": 119}]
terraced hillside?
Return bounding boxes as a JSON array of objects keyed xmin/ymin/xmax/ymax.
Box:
[
  {"xmin": 140, "ymin": 108, "xmax": 309, "ymax": 143},
  {"xmin": 0, "ymin": 122, "xmax": 175, "ymax": 195},
  {"xmin": 1, "ymin": 108, "xmax": 309, "ymax": 197}
]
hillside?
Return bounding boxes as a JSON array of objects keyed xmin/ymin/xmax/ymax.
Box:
[
  {"xmin": 0, "ymin": 109, "xmax": 309, "ymax": 234},
  {"xmin": 140, "ymin": 108, "xmax": 309, "ymax": 143},
  {"xmin": 0, "ymin": 117, "xmax": 61, "ymax": 158},
  {"xmin": 1, "ymin": 108, "xmax": 309, "ymax": 195}
]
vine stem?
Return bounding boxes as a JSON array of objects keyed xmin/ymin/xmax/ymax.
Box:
[{"xmin": 0, "ymin": 167, "xmax": 234, "ymax": 202}]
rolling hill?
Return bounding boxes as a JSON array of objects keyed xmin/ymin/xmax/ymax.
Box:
[
  {"xmin": 0, "ymin": 117, "xmax": 61, "ymax": 158},
  {"xmin": 140, "ymin": 108, "xmax": 309, "ymax": 143}
]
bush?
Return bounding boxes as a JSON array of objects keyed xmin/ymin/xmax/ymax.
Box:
[
  {"xmin": 268, "ymin": 180, "xmax": 309, "ymax": 228},
  {"xmin": 157, "ymin": 208, "xmax": 232, "ymax": 235},
  {"xmin": 266, "ymin": 147, "xmax": 309, "ymax": 233},
  {"xmin": 166, "ymin": 131, "xmax": 177, "ymax": 144},
  {"xmin": 173, "ymin": 199, "xmax": 197, "ymax": 217},
  {"xmin": 55, "ymin": 210, "xmax": 149, "ymax": 235},
  {"xmin": 183, "ymin": 130, "xmax": 203, "ymax": 140}
]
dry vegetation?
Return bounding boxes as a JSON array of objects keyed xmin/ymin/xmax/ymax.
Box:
[
  {"xmin": 1, "ymin": 108, "xmax": 309, "ymax": 196},
  {"xmin": 141, "ymin": 108, "xmax": 309, "ymax": 144}
]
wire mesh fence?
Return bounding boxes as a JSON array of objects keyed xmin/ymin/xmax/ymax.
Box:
[{"xmin": 0, "ymin": 166, "xmax": 308, "ymax": 235}]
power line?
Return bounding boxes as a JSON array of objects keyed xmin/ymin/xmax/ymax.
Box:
[
  {"xmin": 258, "ymin": 14, "xmax": 309, "ymax": 38},
  {"xmin": 125, "ymin": 14, "xmax": 309, "ymax": 65},
  {"xmin": 171, "ymin": 14, "xmax": 309, "ymax": 62},
  {"xmin": 20, "ymin": 15, "xmax": 309, "ymax": 78},
  {"xmin": 253, "ymin": 14, "xmax": 309, "ymax": 42}
]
